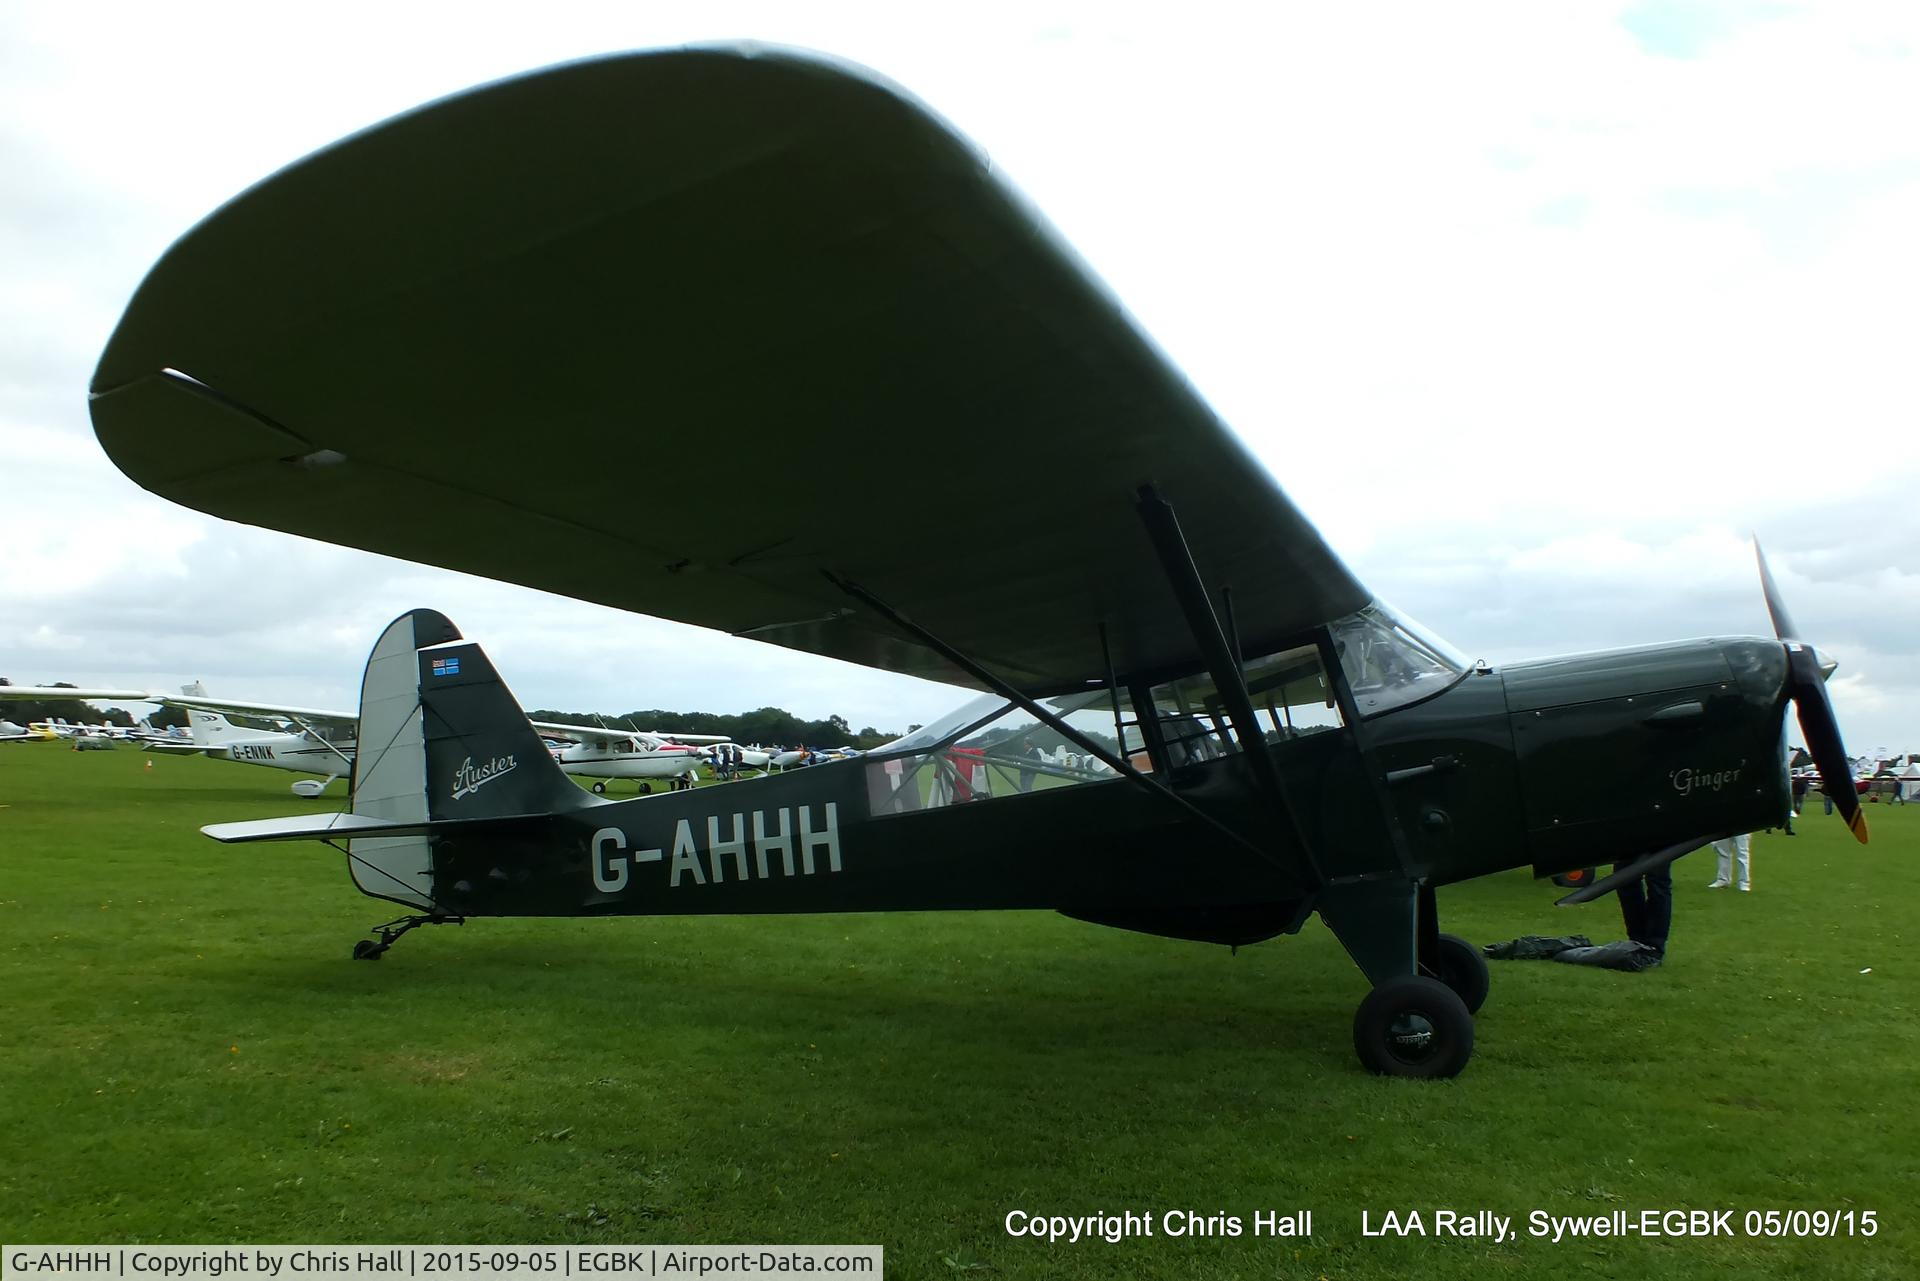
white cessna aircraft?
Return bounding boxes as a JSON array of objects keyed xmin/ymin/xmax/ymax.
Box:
[
  {"xmin": 157, "ymin": 684, "xmax": 360, "ymax": 795},
  {"xmin": 540, "ymin": 723, "xmax": 730, "ymax": 793}
]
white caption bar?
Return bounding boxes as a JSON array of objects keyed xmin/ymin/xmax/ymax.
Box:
[{"xmin": 4, "ymin": 1248, "xmax": 882, "ymax": 1281}]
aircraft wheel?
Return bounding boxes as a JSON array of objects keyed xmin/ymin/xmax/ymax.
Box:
[
  {"xmin": 591, "ymin": 781, "xmax": 607, "ymax": 795},
  {"xmin": 1422, "ymin": 932, "xmax": 1490, "ymax": 1015},
  {"xmin": 637, "ymin": 782, "xmax": 652, "ymax": 794},
  {"xmin": 351, "ymin": 939, "xmax": 384, "ymax": 961},
  {"xmin": 1353, "ymin": 976, "xmax": 1474, "ymax": 1079}
]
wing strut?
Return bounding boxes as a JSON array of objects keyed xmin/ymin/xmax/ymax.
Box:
[
  {"xmin": 823, "ymin": 571, "xmax": 1277, "ymax": 865},
  {"xmin": 283, "ymin": 713, "xmax": 354, "ymax": 771},
  {"xmin": 1134, "ymin": 485, "xmax": 1316, "ymax": 873}
]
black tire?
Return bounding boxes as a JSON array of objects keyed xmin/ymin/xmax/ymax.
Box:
[
  {"xmin": 1353, "ymin": 975, "xmax": 1474, "ymax": 1078},
  {"xmin": 1422, "ymin": 932, "xmax": 1491, "ymax": 1015},
  {"xmin": 591, "ymin": 780, "xmax": 607, "ymax": 795},
  {"xmin": 352, "ymin": 939, "xmax": 384, "ymax": 961},
  {"xmin": 637, "ymin": 782, "xmax": 652, "ymax": 794}
]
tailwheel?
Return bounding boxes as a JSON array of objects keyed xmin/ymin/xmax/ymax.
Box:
[
  {"xmin": 1354, "ymin": 975, "xmax": 1474, "ymax": 1078},
  {"xmin": 350, "ymin": 912, "xmax": 463, "ymax": 960},
  {"xmin": 1421, "ymin": 931, "xmax": 1490, "ymax": 1015}
]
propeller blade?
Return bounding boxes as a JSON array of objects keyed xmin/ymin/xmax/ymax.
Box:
[
  {"xmin": 1753, "ymin": 538, "xmax": 1801, "ymax": 643},
  {"xmin": 1754, "ymin": 539, "xmax": 1867, "ymax": 845},
  {"xmin": 1787, "ymin": 645, "xmax": 1869, "ymax": 844}
]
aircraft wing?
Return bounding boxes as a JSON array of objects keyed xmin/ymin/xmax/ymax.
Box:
[
  {"xmin": 529, "ymin": 721, "xmax": 637, "ymax": 745},
  {"xmin": 162, "ymin": 692, "xmax": 356, "ymax": 727},
  {"xmin": 528, "ymin": 721, "xmax": 731, "ymax": 747},
  {"xmin": 89, "ymin": 44, "xmax": 1370, "ymax": 693},
  {"xmin": 0, "ymin": 686, "xmax": 157, "ymax": 702}
]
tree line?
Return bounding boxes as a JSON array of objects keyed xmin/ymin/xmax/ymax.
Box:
[
  {"xmin": 523, "ymin": 705, "xmax": 907, "ymax": 750},
  {"xmin": 2, "ymin": 677, "xmax": 898, "ymax": 748}
]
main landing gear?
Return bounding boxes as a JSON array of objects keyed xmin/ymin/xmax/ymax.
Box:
[
  {"xmin": 1322, "ymin": 882, "xmax": 1491, "ymax": 1079},
  {"xmin": 351, "ymin": 913, "xmax": 464, "ymax": 960},
  {"xmin": 1353, "ymin": 976, "xmax": 1475, "ymax": 1079}
]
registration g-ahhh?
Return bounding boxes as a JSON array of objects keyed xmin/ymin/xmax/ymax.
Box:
[{"xmin": 90, "ymin": 47, "xmax": 1868, "ymax": 1077}]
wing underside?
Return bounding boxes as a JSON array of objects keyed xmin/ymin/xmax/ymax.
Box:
[{"xmin": 90, "ymin": 44, "xmax": 1369, "ymax": 691}]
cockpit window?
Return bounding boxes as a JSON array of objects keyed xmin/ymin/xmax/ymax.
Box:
[
  {"xmin": 1145, "ymin": 643, "xmax": 1342, "ymax": 766},
  {"xmin": 1329, "ymin": 602, "xmax": 1468, "ymax": 716}
]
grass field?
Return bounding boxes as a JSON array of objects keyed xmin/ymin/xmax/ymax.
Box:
[{"xmin": 2, "ymin": 746, "xmax": 1915, "ymax": 1279}]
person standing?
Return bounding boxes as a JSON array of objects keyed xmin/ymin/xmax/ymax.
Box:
[
  {"xmin": 1615, "ymin": 860, "xmax": 1672, "ymax": 959},
  {"xmin": 1708, "ymin": 833, "xmax": 1752, "ymax": 891},
  {"xmin": 1017, "ymin": 736, "xmax": 1041, "ymax": 792}
]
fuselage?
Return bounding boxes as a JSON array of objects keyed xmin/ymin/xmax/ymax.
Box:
[
  {"xmin": 414, "ymin": 629, "xmax": 1796, "ymax": 946},
  {"xmin": 182, "ymin": 710, "xmax": 354, "ymax": 779},
  {"xmin": 552, "ymin": 740, "xmax": 707, "ymax": 781}
]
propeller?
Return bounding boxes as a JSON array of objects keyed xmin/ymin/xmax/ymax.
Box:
[{"xmin": 1755, "ymin": 538, "xmax": 1868, "ymax": 845}]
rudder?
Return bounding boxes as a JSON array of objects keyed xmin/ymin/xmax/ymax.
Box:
[{"xmin": 348, "ymin": 609, "xmax": 588, "ymax": 909}]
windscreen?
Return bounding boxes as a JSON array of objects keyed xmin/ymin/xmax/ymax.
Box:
[{"xmin": 1329, "ymin": 602, "xmax": 1468, "ymax": 716}]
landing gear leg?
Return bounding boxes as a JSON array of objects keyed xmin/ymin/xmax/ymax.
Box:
[
  {"xmin": 352, "ymin": 913, "xmax": 464, "ymax": 960},
  {"xmin": 1416, "ymin": 884, "xmax": 1490, "ymax": 1014},
  {"xmin": 1319, "ymin": 878, "xmax": 1478, "ymax": 1078}
]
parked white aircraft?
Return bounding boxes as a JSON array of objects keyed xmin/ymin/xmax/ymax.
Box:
[
  {"xmin": 1, "ymin": 717, "xmax": 53, "ymax": 742},
  {"xmin": 541, "ymin": 724, "xmax": 729, "ymax": 793},
  {"xmin": 2, "ymin": 682, "xmax": 731, "ymax": 796},
  {"xmin": 0, "ymin": 689, "xmax": 189, "ymax": 746},
  {"xmin": 1, "ymin": 682, "xmax": 357, "ymax": 794},
  {"xmin": 153, "ymin": 685, "xmax": 359, "ymax": 796}
]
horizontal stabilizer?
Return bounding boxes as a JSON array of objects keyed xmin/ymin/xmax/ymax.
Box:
[{"xmin": 204, "ymin": 811, "xmax": 545, "ymax": 844}]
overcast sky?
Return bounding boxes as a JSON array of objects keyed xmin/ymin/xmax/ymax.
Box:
[{"xmin": 3, "ymin": 2, "xmax": 1916, "ymax": 752}]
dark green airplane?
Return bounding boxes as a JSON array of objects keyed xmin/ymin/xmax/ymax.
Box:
[{"xmin": 85, "ymin": 46, "xmax": 1869, "ymax": 1077}]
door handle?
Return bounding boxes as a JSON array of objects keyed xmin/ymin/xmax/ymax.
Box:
[{"xmin": 1385, "ymin": 755, "xmax": 1460, "ymax": 785}]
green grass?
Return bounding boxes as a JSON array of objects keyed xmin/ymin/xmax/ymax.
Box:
[{"xmin": 1, "ymin": 746, "xmax": 1914, "ymax": 1279}]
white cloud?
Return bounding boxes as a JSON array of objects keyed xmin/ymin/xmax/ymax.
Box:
[{"xmin": 4, "ymin": 2, "xmax": 1918, "ymax": 749}]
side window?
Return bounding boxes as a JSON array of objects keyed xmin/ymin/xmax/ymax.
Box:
[
  {"xmin": 866, "ymin": 689, "xmax": 1128, "ymax": 815},
  {"xmin": 1144, "ymin": 643, "xmax": 1342, "ymax": 767}
]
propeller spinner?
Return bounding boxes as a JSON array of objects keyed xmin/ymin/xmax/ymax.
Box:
[{"xmin": 1755, "ymin": 539, "xmax": 1868, "ymax": 844}]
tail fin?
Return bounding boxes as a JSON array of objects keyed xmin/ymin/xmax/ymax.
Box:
[
  {"xmin": 180, "ymin": 686, "xmax": 281, "ymax": 747},
  {"xmin": 347, "ymin": 609, "xmax": 588, "ymax": 908}
]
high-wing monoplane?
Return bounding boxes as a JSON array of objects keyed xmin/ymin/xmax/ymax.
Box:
[
  {"xmin": 84, "ymin": 46, "xmax": 1870, "ymax": 1077},
  {"xmin": 537, "ymin": 723, "xmax": 727, "ymax": 793},
  {"xmin": 156, "ymin": 684, "xmax": 359, "ymax": 796}
]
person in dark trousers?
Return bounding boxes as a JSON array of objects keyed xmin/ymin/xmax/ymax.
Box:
[
  {"xmin": 1017, "ymin": 736, "xmax": 1042, "ymax": 792},
  {"xmin": 1615, "ymin": 860, "xmax": 1672, "ymax": 961}
]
